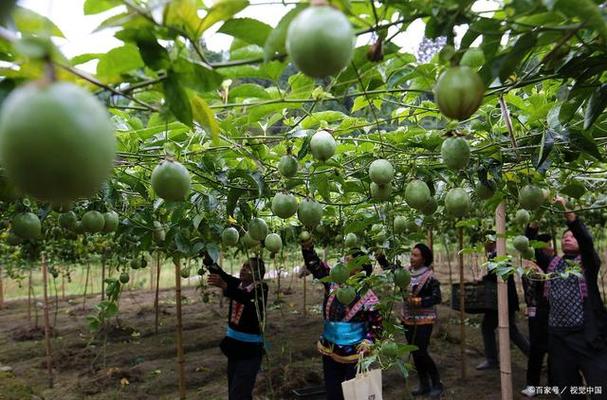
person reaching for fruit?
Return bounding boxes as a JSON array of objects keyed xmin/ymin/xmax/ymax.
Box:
[
  {"xmin": 205, "ymin": 255, "xmax": 268, "ymax": 400},
  {"xmin": 379, "ymin": 244, "xmax": 444, "ymax": 398},
  {"xmin": 300, "ymin": 236, "xmax": 382, "ymax": 400}
]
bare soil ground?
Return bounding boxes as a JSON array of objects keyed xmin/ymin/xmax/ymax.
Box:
[{"xmin": 0, "ymin": 268, "xmax": 554, "ymax": 400}]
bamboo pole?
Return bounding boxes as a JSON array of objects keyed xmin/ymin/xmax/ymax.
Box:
[
  {"xmin": 458, "ymin": 226, "xmax": 466, "ymax": 379},
  {"xmin": 82, "ymin": 262, "xmax": 90, "ymax": 310},
  {"xmin": 0, "ymin": 267, "xmax": 4, "ymax": 310},
  {"xmin": 41, "ymin": 254, "xmax": 54, "ymax": 388},
  {"xmin": 496, "ymin": 201, "xmax": 513, "ymax": 400},
  {"xmin": 174, "ymin": 258, "xmax": 186, "ymax": 399},
  {"xmin": 155, "ymin": 252, "xmax": 161, "ymax": 335},
  {"xmin": 101, "ymin": 258, "xmax": 106, "ymax": 301}
]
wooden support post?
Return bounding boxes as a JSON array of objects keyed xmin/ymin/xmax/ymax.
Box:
[
  {"xmin": 0, "ymin": 266, "xmax": 4, "ymax": 310},
  {"xmin": 155, "ymin": 252, "xmax": 161, "ymax": 335},
  {"xmin": 427, "ymin": 228, "xmax": 434, "ymax": 254},
  {"xmin": 101, "ymin": 258, "xmax": 106, "ymax": 301},
  {"xmin": 458, "ymin": 226, "xmax": 466, "ymax": 379},
  {"xmin": 41, "ymin": 254, "xmax": 54, "ymax": 388},
  {"xmin": 496, "ymin": 201, "xmax": 513, "ymax": 400},
  {"xmin": 82, "ymin": 262, "xmax": 90, "ymax": 310},
  {"xmin": 303, "ymin": 273, "xmax": 307, "ymax": 317},
  {"xmin": 174, "ymin": 258, "xmax": 186, "ymax": 399}
]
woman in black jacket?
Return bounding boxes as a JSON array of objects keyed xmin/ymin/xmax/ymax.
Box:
[
  {"xmin": 379, "ymin": 243, "xmax": 443, "ymax": 398},
  {"xmin": 207, "ymin": 257, "xmax": 268, "ymax": 400}
]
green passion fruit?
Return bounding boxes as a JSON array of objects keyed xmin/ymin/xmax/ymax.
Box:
[
  {"xmin": 286, "ymin": 5, "xmax": 354, "ymax": 78},
  {"xmin": 336, "ymin": 286, "xmax": 356, "ymax": 305},
  {"xmin": 330, "ymin": 263, "xmax": 350, "ymax": 284},
  {"xmin": 394, "ymin": 268, "xmax": 411, "ymax": 290},
  {"xmin": 298, "ymin": 199, "xmax": 323, "ymax": 227},
  {"xmin": 344, "ymin": 232, "xmax": 358, "ymax": 248},
  {"xmin": 222, "ymin": 227, "xmax": 239, "ymax": 247},
  {"xmin": 151, "ymin": 160, "xmax": 191, "ymax": 202},
  {"xmin": 394, "ymin": 216, "xmax": 407, "ymax": 234},
  {"xmin": 512, "ymin": 235, "xmax": 530, "ymax": 252},
  {"xmin": 441, "ymin": 137, "xmax": 470, "ymax": 170},
  {"xmin": 278, "ymin": 155, "xmax": 298, "ymax": 178},
  {"xmin": 0, "ymin": 82, "xmax": 116, "ymax": 202},
  {"xmin": 445, "ymin": 188, "xmax": 471, "ymax": 218},
  {"xmin": 243, "ymin": 231, "xmax": 260, "ymax": 249},
  {"xmin": 153, "ymin": 221, "xmax": 166, "ymax": 243},
  {"xmin": 264, "ymin": 233, "xmax": 283, "ymax": 253},
  {"xmin": 271, "ymin": 192, "xmax": 298, "ymax": 219},
  {"xmin": 248, "ymin": 218, "xmax": 268, "ymax": 241},
  {"xmin": 12, "ymin": 212, "xmax": 41, "ymax": 240},
  {"xmin": 434, "ymin": 66, "xmax": 485, "ymax": 121},
  {"xmin": 58, "ymin": 211, "xmax": 77, "ymax": 230},
  {"xmin": 119, "ymin": 273, "xmax": 130, "ymax": 284},
  {"xmin": 82, "ymin": 210, "xmax": 105, "ymax": 233},
  {"xmin": 300, "ymin": 230, "xmax": 311, "ymax": 242},
  {"xmin": 405, "ymin": 180, "xmax": 431, "ymax": 210},
  {"xmin": 102, "ymin": 211, "xmax": 119, "ymax": 233},
  {"xmin": 518, "ymin": 185, "xmax": 544, "ymax": 211},
  {"xmin": 476, "ymin": 182, "xmax": 496, "ymax": 200},
  {"xmin": 368, "ymin": 159, "xmax": 394, "ymax": 185},
  {"xmin": 514, "ymin": 209, "xmax": 530, "ymax": 226},
  {"xmin": 370, "ymin": 182, "xmax": 392, "ymax": 201},
  {"xmin": 310, "ymin": 130, "xmax": 336, "ymax": 162}
]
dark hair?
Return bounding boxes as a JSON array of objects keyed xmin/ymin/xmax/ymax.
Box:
[
  {"xmin": 247, "ymin": 257, "xmax": 265, "ymax": 280},
  {"xmin": 350, "ymin": 248, "xmax": 373, "ymax": 276},
  {"xmin": 537, "ymin": 233, "xmax": 553, "ymax": 243},
  {"xmin": 562, "ymin": 229, "xmax": 572, "ymax": 237},
  {"xmin": 414, "ymin": 243, "xmax": 433, "ymax": 267}
]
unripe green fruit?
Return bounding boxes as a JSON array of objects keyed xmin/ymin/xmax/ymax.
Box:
[
  {"xmin": 222, "ymin": 227, "xmax": 239, "ymax": 247},
  {"xmin": 243, "ymin": 232, "xmax": 260, "ymax": 249},
  {"xmin": 264, "ymin": 233, "xmax": 283, "ymax": 253},
  {"xmin": 286, "ymin": 6, "xmax": 354, "ymax": 78},
  {"xmin": 278, "ymin": 155, "xmax": 298, "ymax": 178},
  {"xmin": 405, "ymin": 180, "xmax": 431, "ymax": 210},
  {"xmin": 519, "ymin": 185, "xmax": 544, "ymax": 211},
  {"xmin": 421, "ymin": 198, "xmax": 438, "ymax": 215},
  {"xmin": 298, "ymin": 199, "xmax": 323, "ymax": 227},
  {"xmin": 394, "ymin": 268, "xmax": 411, "ymax": 290},
  {"xmin": 522, "ymin": 247, "xmax": 535, "ymax": 260},
  {"xmin": 441, "ymin": 137, "xmax": 470, "ymax": 170},
  {"xmin": 310, "ymin": 130, "xmax": 336, "ymax": 161},
  {"xmin": 119, "ymin": 273, "xmax": 130, "ymax": 284},
  {"xmin": 102, "ymin": 211, "xmax": 119, "ymax": 233},
  {"xmin": 151, "ymin": 160, "xmax": 191, "ymax": 201},
  {"xmin": 370, "ymin": 182, "xmax": 392, "ymax": 201},
  {"xmin": 12, "ymin": 212, "xmax": 41, "ymax": 240},
  {"xmin": 271, "ymin": 192, "xmax": 298, "ymax": 219},
  {"xmin": 59, "ymin": 211, "xmax": 77, "ymax": 230},
  {"xmin": 514, "ymin": 209, "xmax": 530, "ymax": 226},
  {"xmin": 445, "ymin": 188, "xmax": 470, "ymax": 218},
  {"xmin": 380, "ymin": 341, "xmax": 399, "ymax": 358},
  {"xmin": 434, "ymin": 66, "xmax": 484, "ymax": 120},
  {"xmin": 300, "ymin": 230, "xmax": 311, "ymax": 242},
  {"xmin": 344, "ymin": 232, "xmax": 358, "ymax": 248},
  {"xmin": 248, "ymin": 218, "xmax": 268, "ymax": 241},
  {"xmin": 513, "ymin": 235, "xmax": 530, "ymax": 252},
  {"xmin": 0, "ymin": 82, "xmax": 116, "ymax": 201},
  {"xmin": 336, "ymin": 286, "xmax": 356, "ymax": 305},
  {"xmin": 394, "ymin": 216, "xmax": 407, "ymax": 234},
  {"xmin": 368, "ymin": 159, "xmax": 394, "ymax": 185},
  {"xmin": 476, "ymin": 183, "xmax": 495, "ymax": 200},
  {"xmin": 330, "ymin": 263, "xmax": 349, "ymax": 284},
  {"xmin": 82, "ymin": 210, "xmax": 105, "ymax": 233}
]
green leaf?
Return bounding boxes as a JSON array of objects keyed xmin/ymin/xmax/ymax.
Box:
[
  {"xmin": 163, "ymin": 72, "xmax": 193, "ymax": 127},
  {"xmin": 560, "ymin": 181, "xmax": 586, "ymax": 199},
  {"xmin": 134, "ymin": 31, "xmax": 170, "ymax": 70},
  {"xmin": 173, "ymin": 58, "xmax": 223, "ymax": 93},
  {"xmin": 70, "ymin": 53, "xmax": 103, "ymax": 66},
  {"xmin": 229, "ymin": 83, "xmax": 271, "ymax": 100},
  {"xmin": 191, "ymin": 95, "xmax": 220, "ymax": 142},
  {"xmin": 569, "ymin": 129, "xmax": 603, "ymax": 161},
  {"xmin": 197, "ymin": 0, "xmax": 249, "ymax": 37},
  {"xmin": 263, "ymin": 5, "xmax": 305, "ymax": 62},
  {"xmin": 227, "ymin": 188, "xmax": 244, "ymax": 217},
  {"xmin": 497, "ymin": 32, "xmax": 537, "ymax": 83},
  {"xmin": 584, "ymin": 84, "xmax": 607, "ymax": 130},
  {"xmin": 163, "ymin": 0, "xmax": 203, "ymax": 39},
  {"xmin": 83, "ymin": 0, "xmax": 121, "ymax": 15},
  {"xmin": 555, "ymin": 0, "xmax": 607, "ymax": 43},
  {"xmin": 13, "ymin": 7, "xmax": 64, "ymax": 37},
  {"xmin": 218, "ymin": 18, "xmax": 272, "ymax": 47},
  {"xmin": 96, "ymin": 44, "xmax": 144, "ymax": 83}
]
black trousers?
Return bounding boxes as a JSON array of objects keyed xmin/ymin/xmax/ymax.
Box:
[
  {"xmin": 405, "ymin": 324, "xmax": 440, "ymax": 388},
  {"xmin": 549, "ymin": 330, "xmax": 607, "ymax": 400},
  {"xmin": 481, "ymin": 309, "xmax": 530, "ymax": 363},
  {"xmin": 527, "ymin": 307, "xmax": 550, "ymax": 386},
  {"xmin": 322, "ymin": 355, "xmax": 356, "ymax": 400},
  {"xmin": 227, "ymin": 355, "xmax": 263, "ymax": 400}
]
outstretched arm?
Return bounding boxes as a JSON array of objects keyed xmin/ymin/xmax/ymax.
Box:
[{"xmin": 301, "ymin": 241, "xmax": 330, "ymax": 280}]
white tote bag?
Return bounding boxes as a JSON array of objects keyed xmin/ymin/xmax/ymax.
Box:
[{"xmin": 341, "ymin": 368, "xmax": 383, "ymax": 400}]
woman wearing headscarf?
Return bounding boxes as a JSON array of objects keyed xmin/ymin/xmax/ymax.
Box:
[{"xmin": 379, "ymin": 243, "xmax": 443, "ymax": 398}]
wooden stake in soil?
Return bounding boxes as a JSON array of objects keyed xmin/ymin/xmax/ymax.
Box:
[
  {"xmin": 458, "ymin": 226, "xmax": 466, "ymax": 379},
  {"xmin": 154, "ymin": 252, "xmax": 161, "ymax": 335},
  {"xmin": 28, "ymin": 270, "xmax": 32, "ymax": 324},
  {"xmin": 41, "ymin": 254, "xmax": 54, "ymax": 388},
  {"xmin": 82, "ymin": 262, "xmax": 91, "ymax": 310},
  {"xmin": 303, "ymin": 271, "xmax": 307, "ymax": 317},
  {"xmin": 101, "ymin": 258, "xmax": 106, "ymax": 301},
  {"xmin": 174, "ymin": 258, "xmax": 186, "ymax": 399},
  {"xmin": 496, "ymin": 201, "xmax": 513, "ymax": 400},
  {"xmin": 0, "ymin": 266, "xmax": 4, "ymax": 310}
]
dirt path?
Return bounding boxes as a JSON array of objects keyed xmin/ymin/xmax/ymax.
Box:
[{"xmin": 0, "ymin": 274, "xmax": 552, "ymax": 400}]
